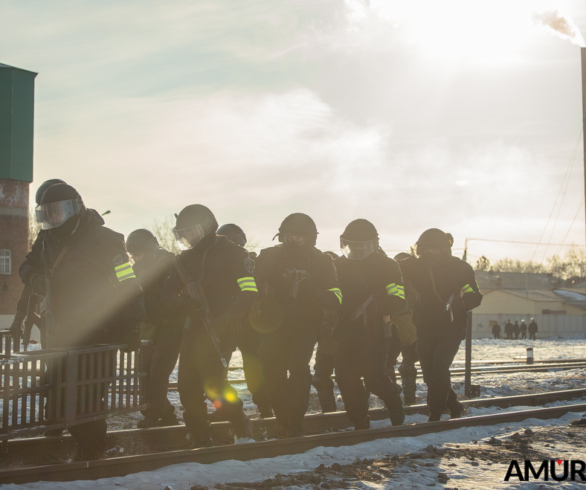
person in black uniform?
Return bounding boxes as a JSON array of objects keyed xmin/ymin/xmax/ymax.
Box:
[
  {"xmin": 491, "ymin": 322, "xmax": 501, "ymax": 339},
  {"xmin": 161, "ymin": 205, "xmax": 257, "ymax": 447},
  {"xmin": 528, "ymin": 318, "xmax": 538, "ymax": 340},
  {"xmin": 399, "ymin": 228, "xmax": 482, "ymax": 422},
  {"xmin": 311, "ymin": 250, "xmax": 340, "ymax": 414},
  {"xmin": 504, "ymin": 319, "xmax": 513, "ymax": 339},
  {"xmin": 519, "ymin": 320, "xmax": 527, "ymax": 340},
  {"xmin": 513, "ymin": 320, "xmax": 520, "ymax": 340},
  {"xmin": 385, "ymin": 252, "xmax": 419, "ymax": 406},
  {"xmin": 10, "ymin": 179, "xmax": 66, "ymax": 346},
  {"xmin": 215, "ymin": 223, "xmax": 273, "ymax": 419},
  {"xmin": 34, "ymin": 184, "xmax": 144, "ymax": 459},
  {"xmin": 334, "ymin": 220, "xmax": 406, "ymax": 429},
  {"xmin": 253, "ymin": 213, "xmax": 342, "ymax": 436},
  {"xmin": 127, "ymin": 229, "xmax": 183, "ymax": 428}
]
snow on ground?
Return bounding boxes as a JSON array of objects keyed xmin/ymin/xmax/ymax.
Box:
[{"xmin": 8, "ymin": 402, "xmax": 586, "ymax": 490}]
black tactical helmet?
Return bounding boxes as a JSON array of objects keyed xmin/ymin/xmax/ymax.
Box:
[
  {"xmin": 127, "ymin": 229, "xmax": 159, "ymax": 255},
  {"xmin": 341, "ymin": 219, "xmax": 378, "ymax": 241},
  {"xmin": 277, "ymin": 213, "xmax": 318, "ymax": 247},
  {"xmin": 340, "ymin": 219, "xmax": 378, "ymax": 260},
  {"xmin": 35, "ymin": 179, "xmax": 66, "ymax": 206},
  {"xmin": 174, "ymin": 204, "xmax": 218, "ymax": 250},
  {"xmin": 217, "ymin": 224, "xmax": 247, "ymax": 247},
  {"xmin": 416, "ymin": 228, "xmax": 453, "ymax": 249},
  {"xmin": 36, "ymin": 183, "xmax": 86, "ymax": 233},
  {"xmin": 394, "ymin": 252, "xmax": 412, "ymax": 261}
]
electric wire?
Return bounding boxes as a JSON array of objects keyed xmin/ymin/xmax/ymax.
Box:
[
  {"xmin": 531, "ymin": 127, "xmax": 583, "ymax": 262},
  {"xmin": 554, "ymin": 196, "xmax": 585, "ymax": 256}
]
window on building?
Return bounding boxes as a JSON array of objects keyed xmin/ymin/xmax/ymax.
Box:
[{"xmin": 0, "ymin": 250, "xmax": 11, "ymax": 275}]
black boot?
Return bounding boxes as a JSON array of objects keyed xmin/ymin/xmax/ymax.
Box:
[
  {"xmin": 385, "ymin": 393, "xmax": 405, "ymax": 426},
  {"xmin": 189, "ymin": 424, "xmax": 214, "ymax": 448},
  {"xmin": 354, "ymin": 416, "xmax": 370, "ymax": 430},
  {"xmin": 449, "ymin": 402, "xmax": 466, "ymax": 419},
  {"xmin": 137, "ymin": 414, "xmax": 160, "ymax": 428},
  {"xmin": 312, "ymin": 376, "xmax": 337, "ymax": 413},
  {"xmin": 428, "ymin": 412, "xmax": 442, "ymax": 422},
  {"xmin": 286, "ymin": 417, "xmax": 304, "ymax": 438},
  {"xmin": 231, "ymin": 410, "xmax": 254, "ymax": 441},
  {"xmin": 160, "ymin": 409, "xmax": 180, "ymax": 427},
  {"xmin": 401, "ymin": 376, "xmax": 417, "ymax": 405}
]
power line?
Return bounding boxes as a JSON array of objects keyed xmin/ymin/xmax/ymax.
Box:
[
  {"xmin": 467, "ymin": 237, "xmax": 582, "ymax": 247},
  {"xmin": 531, "ymin": 127, "xmax": 583, "ymax": 261},
  {"xmin": 555, "ymin": 196, "xmax": 585, "ymax": 256}
]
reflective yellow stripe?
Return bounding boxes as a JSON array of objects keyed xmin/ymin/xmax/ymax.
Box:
[
  {"xmin": 115, "ymin": 262, "xmax": 136, "ymax": 282},
  {"xmin": 462, "ymin": 284, "xmax": 474, "ymax": 294},
  {"xmin": 328, "ymin": 287, "xmax": 343, "ymax": 305},
  {"xmin": 237, "ymin": 277, "xmax": 258, "ymax": 293},
  {"xmin": 386, "ymin": 283, "xmax": 405, "ymax": 300}
]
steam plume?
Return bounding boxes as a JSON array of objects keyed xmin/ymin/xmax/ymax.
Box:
[{"xmin": 534, "ymin": 10, "xmax": 585, "ymax": 47}]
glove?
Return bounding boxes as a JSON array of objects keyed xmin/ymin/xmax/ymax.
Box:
[
  {"xmin": 9, "ymin": 314, "xmax": 24, "ymax": 341},
  {"xmin": 30, "ymin": 273, "xmax": 46, "ymax": 296},
  {"xmin": 178, "ymin": 295, "xmax": 201, "ymax": 318},
  {"xmin": 121, "ymin": 325, "xmax": 141, "ymax": 353}
]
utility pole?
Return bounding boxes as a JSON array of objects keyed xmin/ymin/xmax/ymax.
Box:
[{"xmin": 581, "ymin": 48, "xmax": 586, "ymax": 261}]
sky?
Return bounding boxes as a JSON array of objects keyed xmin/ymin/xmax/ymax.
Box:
[{"xmin": 2, "ymin": 0, "xmax": 586, "ymax": 264}]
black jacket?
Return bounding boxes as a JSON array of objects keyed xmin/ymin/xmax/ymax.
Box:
[
  {"xmin": 492, "ymin": 323, "xmax": 501, "ymax": 335},
  {"xmin": 334, "ymin": 252, "xmax": 406, "ymax": 334},
  {"xmin": 133, "ymin": 248, "xmax": 181, "ymax": 328},
  {"xmin": 399, "ymin": 255, "xmax": 482, "ymax": 331},
  {"xmin": 41, "ymin": 211, "xmax": 144, "ymax": 347},
  {"xmin": 161, "ymin": 234, "xmax": 258, "ymax": 328},
  {"xmin": 254, "ymin": 245, "xmax": 341, "ymax": 329}
]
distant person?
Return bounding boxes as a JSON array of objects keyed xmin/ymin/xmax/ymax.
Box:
[
  {"xmin": 491, "ymin": 322, "xmax": 501, "ymax": 339},
  {"xmin": 528, "ymin": 318, "xmax": 538, "ymax": 340},
  {"xmin": 519, "ymin": 320, "xmax": 527, "ymax": 340},
  {"xmin": 504, "ymin": 320, "xmax": 513, "ymax": 339},
  {"xmin": 513, "ymin": 320, "xmax": 521, "ymax": 340}
]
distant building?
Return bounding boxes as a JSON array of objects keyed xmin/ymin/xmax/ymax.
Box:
[
  {"xmin": 0, "ymin": 63, "xmax": 37, "ymax": 329},
  {"xmin": 471, "ymin": 271, "xmax": 586, "ymax": 338}
]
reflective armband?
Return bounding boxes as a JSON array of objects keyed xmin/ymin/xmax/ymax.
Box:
[
  {"xmin": 386, "ymin": 283, "xmax": 405, "ymax": 300},
  {"xmin": 461, "ymin": 281, "xmax": 479, "ymax": 294},
  {"xmin": 115, "ymin": 262, "xmax": 136, "ymax": 282},
  {"xmin": 237, "ymin": 276, "xmax": 258, "ymax": 293},
  {"xmin": 328, "ymin": 287, "xmax": 343, "ymax": 305}
]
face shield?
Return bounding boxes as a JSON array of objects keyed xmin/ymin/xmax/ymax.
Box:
[
  {"xmin": 279, "ymin": 233, "xmax": 308, "ymax": 247},
  {"xmin": 173, "ymin": 221, "xmax": 212, "ymax": 250},
  {"xmin": 340, "ymin": 238, "xmax": 377, "ymax": 260},
  {"xmin": 416, "ymin": 245, "xmax": 450, "ymax": 265},
  {"xmin": 35, "ymin": 199, "xmax": 84, "ymax": 230}
]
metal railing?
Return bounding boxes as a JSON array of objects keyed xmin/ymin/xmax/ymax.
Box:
[{"xmin": 0, "ymin": 331, "xmax": 151, "ymax": 442}]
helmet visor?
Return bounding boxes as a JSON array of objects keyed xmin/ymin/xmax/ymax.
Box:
[
  {"xmin": 340, "ymin": 238, "xmax": 377, "ymax": 260},
  {"xmin": 173, "ymin": 222, "xmax": 210, "ymax": 250},
  {"xmin": 35, "ymin": 199, "xmax": 83, "ymax": 230},
  {"xmin": 281, "ymin": 234, "xmax": 307, "ymax": 247}
]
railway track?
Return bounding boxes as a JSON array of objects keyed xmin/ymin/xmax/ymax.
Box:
[
  {"xmin": 192, "ymin": 361, "xmax": 586, "ymax": 387},
  {"xmin": 1, "ymin": 388, "xmax": 585, "ymax": 484}
]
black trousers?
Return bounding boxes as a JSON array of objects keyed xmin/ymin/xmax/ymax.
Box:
[
  {"xmin": 493, "ymin": 333, "xmax": 500, "ymax": 339},
  {"xmin": 529, "ymin": 332, "xmax": 537, "ymax": 340},
  {"xmin": 144, "ymin": 322, "xmax": 183, "ymax": 419},
  {"xmin": 238, "ymin": 320, "xmax": 273, "ymax": 417},
  {"xmin": 417, "ymin": 326, "xmax": 462, "ymax": 417},
  {"xmin": 335, "ymin": 325, "xmax": 399, "ymax": 426},
  {"xmin": 178, "ymin": 326, "xmax": 244, "ymax": 432},
  {"xmin": 260, "ymin": 325, "xmax": 317, "ymax": 428},
  {"xmin": 520, "ymin": 332, "xmax": 527, "ymax": 340},
  {"xmin": 312, "ymin": 345, "xmax": 336, "ymax": 413}
]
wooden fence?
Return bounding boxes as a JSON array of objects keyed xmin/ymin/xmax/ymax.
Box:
[{"xmin": 0, "ymin": 332, "xmax": 151, "ymax": 443}]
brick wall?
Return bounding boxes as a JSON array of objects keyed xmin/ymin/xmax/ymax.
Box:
[{"xmin": 0, "ymin": 180, "xmax": 29, "ymax": 315}]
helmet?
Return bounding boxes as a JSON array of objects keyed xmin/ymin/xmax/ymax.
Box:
[
  {"xmin": 173, "ymin": 204, "xmax": 218, "ymax": 250},
  {"xmin": 127, "ymin": 229, "xmax": 159, "ymax": 255},
  {"xmin": 340, "ymin": 219, "xmax": 378, "ymax": 260},
  {"xmin": 276, "ymin": 213, "xmax": 318, "ymax": 247},
  {"xmin": 35, "ymin": 179, "xmax": 66, "ymax": 206},
  {"xmin": 415, "ymin": 228, "xmax": 453, "ymax": 264},
  {"xmin": 416, "ymin": 228, "xmax": 453, "ymax": 249},
  {"xmin": 394, "ymin": 252, "xmax": 412, "ymax": 261},
  {"xmin": 217, "ymin": 224, "xmax": 247, "ymax": 247},
  {"xmin": 36, "ymin": 184, "xmax": 86, "ymax": 232}
]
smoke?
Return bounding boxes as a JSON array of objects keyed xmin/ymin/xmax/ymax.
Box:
[{"xmin": 534, "ymin": 10, "xmax": 585, "ymax": 47}]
